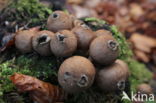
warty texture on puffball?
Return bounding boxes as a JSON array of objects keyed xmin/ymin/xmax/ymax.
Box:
[
  {"xmin": 58, "ymin": 56, "xmax": 96, "ymax": 93},
  {"xmin": 32, "ymin": 30, "xmax": 54, "ymax": 56},
  {"xmin": 72, "ymin": 24, "xmax": 96, "ymax": 51},
  {"xmin": 89, "ymin": 34, "xmax": 119, "ymax": 65},
  {"xmin": 96, "ymin": 59, "xmax": 130, "ymax": 92},
  {"xmin": 47, "ymin": 11, "xmax": 73, "ymax": 32},
  {"xmin": 50, "ymin": 30, "xmax": 77, "ymax": 57},
  {"xmin": 15, "ymin": 30, "xmax": 35, "ymax": 53},
  {"xmin": 95, "ymin": 29, "xmax": 112, "ymax": 37}
]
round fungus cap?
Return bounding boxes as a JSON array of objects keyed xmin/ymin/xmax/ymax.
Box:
[
  {"xmin": 47, "ymin": 11, "xmax": 73, "ymax": 32},
  {"xmin": 95, "ymin": 29, "xmax": 112, "ymax": 37},
  {"xmin": 32, "ymin": 30, "xmax": 54, "ymax": 56},
  {"xmin": 72, "ymin": 24, "xmax": 96, "ymax": 51},
  {"xmin": 15, "ymin": 30, "xmax": 35, "ymax": 53},
  {"xmin": 58, "ymin": 56, "xmax": 96, "ymax": 93},
  {"xmin": 96, "ymin": 59, "xmax": 129, "ymax": 92},
  {"xmin": 89, "ymin": 35, "xmax": 119, "ymax": 65},
  {"xmin": 50, "ymin": 30, "xmax": 77, "ymax": 57}
]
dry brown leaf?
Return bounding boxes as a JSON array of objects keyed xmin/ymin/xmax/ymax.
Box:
[
  {"xmin": 84, "ymin": 0, "xmax": 101, "ymax": 8},
  {"xmin": 130, "ymin": 33, "xmax": 156, "ymax": 62},
  {"xmin": 129, "ymin": 3, "xmax": 144, "ymax": 21},
  {"xmin": 10, "ymin": 73, "xmax": 66, "ymax": 103},
  {"xmin": 130, "ymin": 33, "xmax": 156, "ymax": 53},
  {"xmin": 71, "ymin": 5, "xmax": 97, "ymax": 18},
  {"xmin": 95, "ymin": 2, "xmax": 118, "ymax": 24},
  {"xmin": 67, "ymin": 0, "xmax": 83, "ymax": 5},
  {"xmin": 134, "ymin": 50, "xmax": 150, "ymax": 63}
]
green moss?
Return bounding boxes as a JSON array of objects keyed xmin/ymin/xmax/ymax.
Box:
[
  {"xmin": 84, "ymin": 17, "xmax": 106, "ymax": 26},
  {"xmin": 1, "ymin": 0, "xmax": 52, "ymax": 27},
  {"xmin": 0, "ymin": 0, "xmax": 153, "ymax": 102},
  {"xmin": 0, "ymin": 55, "xmax": 58, "ymax": 102}
]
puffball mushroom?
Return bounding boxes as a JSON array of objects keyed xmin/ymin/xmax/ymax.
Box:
[
  {"xmin": 95, "ymin": 29, "xmax": 112, "ymax": 37},
  {"xmin": 58, "ymin": 56, "xmax": 96, "ymax": 93},
  {"xmin": 32, "ymin": 30, "xmax": 54, "ymax": 56},
  {"xmin": 96, "ymin": 59, "xmax": 129, "ymax": 92},
  {"xmin": 72, "ymin": 24, "xmax": 96, "ymax": 51},
  {"xmin": 47, "ymin": 11, "xmax": 73, "ymax": 32},
  {"xmin": 15, "ymin": 30, "xmax": 35, "ymax": 53},
  {"xmin": 89, "ymin": 35, "xmax": 119, "ymax": 65},
  {"xmin": 50, "ymin": 30, "xmax": 77, "ymax": 57}
]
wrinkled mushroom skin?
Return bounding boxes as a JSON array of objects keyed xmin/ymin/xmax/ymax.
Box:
[
  {"xmin": 50, "ymin": 30, "xmax": 77, "ymax": 57},
  {"xmin": 96, "ymin": 60, "xmax": 129, "ymax": 92},
  {"xmin": 95, "ymin": 29, "xmax": 112, "ymax": 37},
  {"xmin": 15, "ymin": 30, "xmax": 35, "ymax": 53},
  {"xmin": 32, "ymin": 30, "xmax": 54, "ymax": 56},
  {"xmin": 89, "ymin": 35, "xmax": 119, "ymax": 65},
  {"xmin": 72, "ymin": 24, "xmax": 96, "ymax": 51},
  {"xmin": 47, "ymin": 11, "xmax": 73, "ymax": 32},
  {"xmin": 58, "ymin": 56, "xmax": 96, "ymax": 93}
]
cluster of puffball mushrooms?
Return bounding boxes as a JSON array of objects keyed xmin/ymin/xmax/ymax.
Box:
[{"xmin": 15, "ymin": 11, "xmax": 130, "ymax": 93}]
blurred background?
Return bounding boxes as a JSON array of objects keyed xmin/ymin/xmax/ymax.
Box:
[{"xmin": 0, "ymin": 0, "xmax": 156, "ymax": 100}]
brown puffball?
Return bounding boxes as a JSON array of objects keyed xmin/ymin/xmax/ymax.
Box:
[
  {"xmin": 58, "ymin": 56, "xmax": 96, "ymax": 93},
  {"xmin": 115, "ymin": 59, "xmax": 129, "ymax": 72},
  {"xmin": 89, "ymin": 35, "xmax": 119, "ymax": 65},
  {"xmin": 47, "ymin": 11, "xmax": 73, "ymax": 32},
  {"xmin": 95, "ymin": 29, "xmax": 112, "ymax": 37},
  {"xmin": 72, "ymin": 24, "xmax": 96, "ymax": 51},
  {"xmin": 15, "ymin": 30, "xmax": 35, "ymax": 53},
  {"xmin": 96, "ymin": 59, "xmax": 129, "ymax": 92},
  {"xmin": 32, "ymin": 30, "xmax": 54, "ymax": 56},
  {"xmin": 50, "ymin": 30, "xmax": 77, "ymax": 57},
  {"xmin": 137, "ymin": 83, "xmax": 153, "ymax": 95}
]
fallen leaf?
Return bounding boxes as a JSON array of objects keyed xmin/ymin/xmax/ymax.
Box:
[
  {"xmin": 134, "ymin": 50, "xmax": 150, "ymax": 63},
  {"xmin": 130, "ymin": 33, "xmax": 156, "ymax": 62},
  {"xmin": 10, "ymin": 73, "xmax": 66, "ymax": 103},
  {"xmin": 130, "ymin": 33, "xmax": 156, "ymax": 53},
  {"xmin": 67, "ymin": 0, "xmax": 83, "ymax": 5},
  {"xmin": 129, "ymin": 3, "xmax": 144, "ymax": 21}
]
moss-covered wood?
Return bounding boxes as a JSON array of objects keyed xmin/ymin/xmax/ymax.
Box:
[{"xmin": 0, "ymin": 0, "xmax": 153, "ymax": 103}]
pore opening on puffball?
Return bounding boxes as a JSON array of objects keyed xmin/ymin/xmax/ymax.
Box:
[
  {"xmin": 77, "ymin": 75, "xmax": 89, "ymax": 87},
  {"xmin": 52, "ymin": 13, "xmax": 59, "ymax": 18},
  {"xmin": 57, "ymin": 33, "xmax": 66, "ymax": 42},
  {"xmin": 117, "ymin": 80, "xmax": 126, "ymax": 91},
  {"xmin": 37, "ymin": 34, "xmax": 51, "ymax": 45},
  {"xmin": 107, "ymin": 40, "xmax": 118, "ymax": 51}
]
